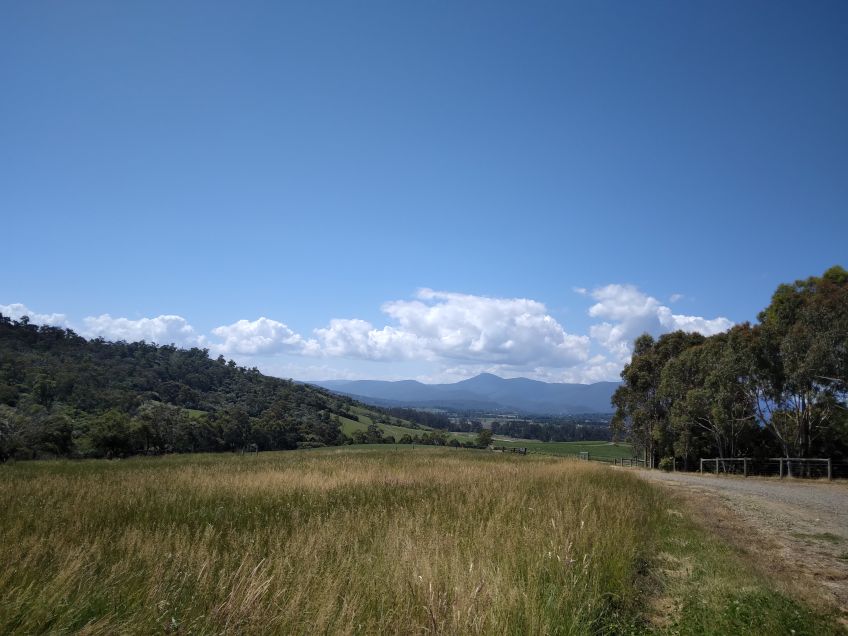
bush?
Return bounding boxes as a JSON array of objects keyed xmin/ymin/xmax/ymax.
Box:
[
  {"xmin": 476, "ymin": 428, "xmax": 493, "ymax": 448},
  {"xmin": 658, "ymin": 456, "xmax": 675, "ymax": 472}
]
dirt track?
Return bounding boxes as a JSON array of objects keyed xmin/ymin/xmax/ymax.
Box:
[{"xmin": 635, "ymin": 469, "xmax": 848, "ymax": 616}]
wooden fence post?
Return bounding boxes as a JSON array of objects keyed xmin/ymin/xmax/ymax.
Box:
[
  {"xmin": 700, "ymin": 458, "xmax": 703, "ymax": 474},
  {"xmin": 779, "ymin": 458, "xmax": 783, "ymax": 479},
  {"xmin": 743, "ymin": 458, "xmax": 747, "ymax": 478},
  {"xmin": 827, "ymin": 458, "xmax": 832, "ymax": 481}
]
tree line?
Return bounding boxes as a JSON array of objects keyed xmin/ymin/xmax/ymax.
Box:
[
  {"xmin": 489, "ymin": 419, "xmax": 612, "ymax": 442},
  {"xmin": 344, "ymin": 422, "xmax": 490, "ymax": 449},
  {"xmin": 449, "ymin": 415, "xmax": 612, "ymax": 442},
  {"xmin": 612, "ymin": 266, "xmax": 848, "ymax": 468},
  {"xmin": 379, "ymin": 406, "xmax": 452, "ymax": 429}
]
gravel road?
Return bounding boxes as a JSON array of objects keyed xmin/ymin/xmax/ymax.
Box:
[
  {"xmin": 635, "ymin": 469, "xmax": 848, "ymax": 616},
  {"xmin": 639, "ymin": 470, "xmax": 848, "ymax": 528}
]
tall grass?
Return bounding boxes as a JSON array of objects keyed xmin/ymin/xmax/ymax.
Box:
[
  {"xmin": 1, "ymin": 448, "xmax": 658, "ymax": 634},
  {"xmin": 0, "ymin": 448, "xmax": 839, "ymax": 634}
]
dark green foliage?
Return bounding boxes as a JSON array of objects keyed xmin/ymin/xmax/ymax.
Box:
[
  {"xmin": 380, "ymin": 406, "xmax": 450, "ymax": 429},
  {"xmin": 404, "ymin": 429, "xmax": 450, "ymax": 446},
  {"xmin": 487, "ymin": 417, "xmax": 612, "ymax": 442},
  {"xmin": 0, "ymin": 316, "xmax": 396, "ymax": 460},
  {"xmin": 89, "ymin": 410, "xmax": 135, "ymax": 457},
  {"xmin": 613, "ymin": 266, "xmax": 848, "ymax": 464},
  {"xmin": 476, "ymin": 428, "xmax": 493, "ymax": 448}
]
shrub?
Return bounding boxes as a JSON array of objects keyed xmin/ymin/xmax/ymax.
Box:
[{"xmin": 658, "ymin": 456, "xmax": 675, "ymax": 472}]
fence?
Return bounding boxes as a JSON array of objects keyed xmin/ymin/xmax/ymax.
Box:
[
  {"xmin": 699, "ymin": 458, "xmax": 753, "ymax": 477},
  {"xmin": 570, "ymin": 451, "xmax": 844, "ymax": 478},
  {"xmin": 577, "ymin": 451, "xmax": 645, "ymax": 467},
  {"xmin": 493, "ymin": 446, "xmax": 528, "ymax": 455},
  {"xmin": 496, "ymin": 446, "xmax": 847, "ymax": 479},
  {"xmin": 698, "ymin": 457, "xmax": 845, "ymax": 480},
  {"xmin": 615, "ymin": 457, "xmax": 647, "ymax": 468}
]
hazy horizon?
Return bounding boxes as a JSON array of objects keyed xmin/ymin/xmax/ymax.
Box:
[{"xmin": 309, "ymin": 372, "xmax": 620, "ymax": 387}]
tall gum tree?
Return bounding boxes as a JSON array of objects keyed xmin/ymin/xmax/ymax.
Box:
[
  {"xmin": 659, "ymin": 330, "xmax": 755, "ymax": 467},
  {"xmin": 748, "ymin": 266, "xmax": 848, "ymax": 458},
  {"xmin": 612, "ymin": 331, "xmax": 705, "ymax": 467}
]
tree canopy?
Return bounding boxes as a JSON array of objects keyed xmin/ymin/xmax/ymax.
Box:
[{"xmin": 612, "ymin": 266, "xmax": 848, "ymax": 465}]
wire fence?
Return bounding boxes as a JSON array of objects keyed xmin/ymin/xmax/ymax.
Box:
[
  {"xmin": 697, "ymin": 457, "xmax": 848, "ymax": 480},
  {"xmin": 490, "ymin": 446, "xmax": 848, "ymax": 479}
]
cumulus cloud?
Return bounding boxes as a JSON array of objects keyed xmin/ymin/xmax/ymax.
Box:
[
  {"xmin": 587, "ymin": 284, "xmax": 732, "ymax": 362},
  {"xmin": 314, "ymin": 289, "xmax": 590, "ymax": 367},
  {"xmin": 3, "ymin": 282, "xmax": 735, "ymax": 385},
  {"xmin": 211, "ymin": 317, "xmax": 316, "ymax": 355},
  {"xmin": 82, "ymin": 314, "xmax": 202, "ymax": 346},
  {"xmin": 568, "ymin": 356, "xmax": 624, "ymax": 384},
  {"xmin": 659, "ymin": 307, "xmax": 733, "ymax": 335},
  {"xmin": 0, "ymin": 303, "xmax": 68, "ymax": 328},
  {"xmin": 313, "ymin": 319, "xmax": 421, "ymax": 360}
]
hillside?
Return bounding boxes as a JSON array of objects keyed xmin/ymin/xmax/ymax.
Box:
[
  {"xmin": 0, "ymin": 316, "xmax": 423, "ymax": 459},
  {"xmin": 314, "ymin": 373, "xmax": 619, "ymax": 414}
]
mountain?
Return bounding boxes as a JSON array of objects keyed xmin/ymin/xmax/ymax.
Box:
[{"xmin": 311, "ymin": 373, "xmax": 619, "ymax": 415}]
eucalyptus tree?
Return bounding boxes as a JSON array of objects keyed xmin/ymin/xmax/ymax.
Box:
[
  {"xmin": 659, "ymin": 331, "xmax": 755, "ymax": 466},
  {"xmin": 612, "ymin": 331, "xmax": 705, "ymax": 466},
  {"xmin": 744, "ymin": 266, "xmax": 848, "ymax": 457}
]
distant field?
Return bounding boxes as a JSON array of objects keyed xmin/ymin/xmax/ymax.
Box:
[
  {"xmin": 337, "ymin": 405, "xmax": 426, "ymax": 439},
  {"xmin": 337, "ymin": 409, "xmax": 631, "ymax": 459},
  {"xmin": 0, "ymin": 448, "xmax": 838, "ymax": 634},
  {"xmin": 492, "ymin": 439, "xmax": 635, "ymax": 459},
  {"xmin": 338, "ymin": 415, "xmax": 424, "ymax": 439}
]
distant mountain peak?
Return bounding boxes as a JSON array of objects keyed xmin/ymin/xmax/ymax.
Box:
[{"xmin": 311, "ymin": 373, "xmax": 619, "ymax": 415}]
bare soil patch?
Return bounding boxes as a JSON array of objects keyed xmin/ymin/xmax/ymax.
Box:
[{"xmin": 636, "ymin": 470, "xmax": 848, "ymax": 623}]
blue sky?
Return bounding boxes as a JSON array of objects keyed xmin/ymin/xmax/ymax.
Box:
[{"xmin": 2, "ymin": 1, "xmax": 846, "ymax": 383}]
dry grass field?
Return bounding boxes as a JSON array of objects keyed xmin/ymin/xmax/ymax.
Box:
[{"xmin": 0, "ymin": 447, "xmax": 841, "ymax": 634}]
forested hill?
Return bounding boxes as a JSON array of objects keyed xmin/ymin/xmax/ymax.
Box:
[{"xmin": 0, "ymin": 316, "xmax": 401, "ymax": 460}]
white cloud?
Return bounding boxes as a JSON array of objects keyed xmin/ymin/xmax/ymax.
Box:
[
  {"xmin": 589, "ymin": 284, "xmax": 661, "ymax": 323},
  {"xmin": 82, "ymin": 314, "xmax": 202, "ymax": 346},
  {"xmin": 0, "ymin": 303, "xmax": 69, "ymax": 328},
  {"xmin": 568, "ymin": 356, "xmax": 624, "ymax": 384},
  {"xmin": 587, "ymin": 284, "xmax": 732, "ymax": 362},
  {"xmin": 314, "ymin": 289, "xmax": 590, "ymax": 367},
  {"xmin": 515, "ymin": 356, "xmax": 624, "ymax": 384},
  {"xmin": 3, "ymin": 282, "xmax": 735, "ymax": 386},
  {"xmin": 210, "ymin": 317, "xmax": 316, "ymax": 355},
  {"xmin": 669, "ymin": 293, "xmax": 684, "ymax": 303},
  {"xmin": 313, "ymin": 318, "xmax": 421, "ymax": 360},
  {"xmin": 658, "ymin": 307, "xmax": 733, "ymax": 335}
]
